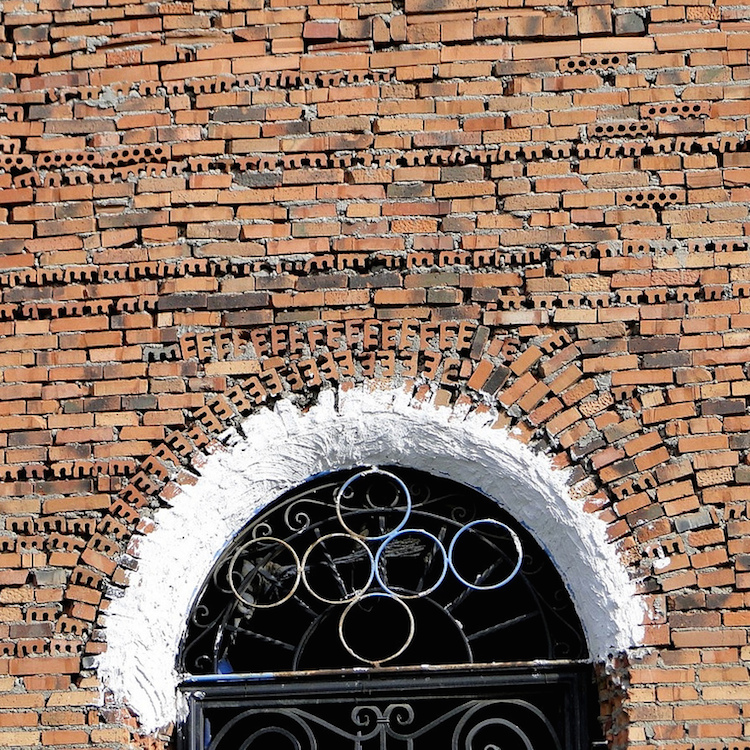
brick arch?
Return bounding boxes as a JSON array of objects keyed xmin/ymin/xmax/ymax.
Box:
[
  {"xmin": 50, "ymin": 313, "xmax": 736, "ymax": 748},
  {"xmin": 82, "ymin": 325, "xmax": 640, "ymax": 612},
  {"xmin": 62, "ymin": 320, "xmax": 675, "ymax": 736},
  {"xmin": 76, "ymin": 317, "xmax": 692, "ymax": 624},
  {"xmin": 14, "ymin": 263, "xmax": 724, "ymax": 749},
  {"xmin": 93, "ymin": 381, "xmax": 644, "ymax": 737}
]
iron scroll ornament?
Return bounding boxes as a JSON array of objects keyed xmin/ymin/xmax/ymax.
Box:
[
  {"xmin": 199, "ymin": 698, "xmax": 564, "ymax": 750},
  {"xmin": 181, "ymin": 466, "xmax": 588, "ymax": 675},
  {"xmin": 181, "ymin": 664, "xmax": 595, "ymax": 750}
]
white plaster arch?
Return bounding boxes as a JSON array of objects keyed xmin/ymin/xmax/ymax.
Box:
[{"xmin": 98, "ymin": 385, "xmax": 646, "ymax": 734}]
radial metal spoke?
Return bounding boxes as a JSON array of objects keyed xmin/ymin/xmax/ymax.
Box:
[
  {"xmin": 312, "ymin": 529, "xmax": 350, "ymax": 599},
  {"xmin": 466, "ymin": 612, "xmax": 539, "ymax": 642},
  {"xmin": 224, "ymin": 624, "xmax": 296, "ymax": 652},
  {"xmin": 445, "ymin": 557, "xmax": 504, "ymax": 613}
]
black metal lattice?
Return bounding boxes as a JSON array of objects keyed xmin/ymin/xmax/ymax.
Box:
[{"xmin": 179, "ymin": 466, "xmax": 597, "ymax": 750}]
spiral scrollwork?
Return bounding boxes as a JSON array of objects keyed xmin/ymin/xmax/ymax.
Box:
[
  {"xmin": 198, "ymin": 695, "xmax": 572, "ymax": 750},
  {"xmin": 250, "ymin": 521, "xmax": 273, "ymax": 539},
  {"xmin": 284, "ymin": 498, "xmax": 318, "ymax": 533}
]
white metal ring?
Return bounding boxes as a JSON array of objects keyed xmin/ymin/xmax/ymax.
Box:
[
  {"xmin": 228, "ymin": 536, "xmax": 301, "ymax": 608},
  {"xmin": 301, "ymin": 533, "xmax": 374, "ymax": 605},
  {"xmin": 335, "ymin": 468, "xmax": 412, "ymax": 541},
  {"xmin": 338, "ymin": 592, "xmax": 415, "ymax": 666},
  {"xmin": 374, "ymin": 529, "xmax": 448, "ymax": 599}
]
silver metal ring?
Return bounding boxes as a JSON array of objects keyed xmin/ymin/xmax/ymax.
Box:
[
  {"xmin": 448, "ymin": 519, "xmax": 523, "ymax": 591},
  {"xmin": 375, "ymin": 529, "xmax": 448, "ymax": 599},
  {"xmin": 228, "ymin": 536, "xmax": 301, "ymax": 608},
  {"xmin": 335, "ymin": 468, "xmax": 412, "ymax": 541},
  {"xmin": 301, "ymin": 533, "xmax": 374, "ymax": 605}
]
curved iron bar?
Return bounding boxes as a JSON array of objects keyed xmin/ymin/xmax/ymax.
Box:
[
  {"xmin": 464, "ymin": 718, "xmax": 534, "ymax": 750},
  {"xmin": 452, "ymin": 699, "xmax": 563, "ymax": 750},
  {"xmin": 209, "ymin": 708, "xmax": 317, "ymax": 750}
]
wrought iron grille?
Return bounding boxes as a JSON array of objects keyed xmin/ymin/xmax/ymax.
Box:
[
  {"xmin": 179, "ymin": 466, "xmax": 598, "ymax": 750},
  {"xmin": 181, "ymin": 664, "xmax": 593, "ymax": 750}
]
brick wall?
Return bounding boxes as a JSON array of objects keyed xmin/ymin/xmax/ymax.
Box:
[{"xmin": 1, "ymin": 0, "xmax": 750, "ymax": 747}]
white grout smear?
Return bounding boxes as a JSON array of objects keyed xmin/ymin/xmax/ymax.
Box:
[{"xmin": 98, "ymin": 385, "xmax": 646, "ymax": 733}]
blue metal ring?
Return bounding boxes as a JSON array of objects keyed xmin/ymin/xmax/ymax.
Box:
[{"xmin": 448, "ymin": 519, "xmax": 523, "ymax": 590}]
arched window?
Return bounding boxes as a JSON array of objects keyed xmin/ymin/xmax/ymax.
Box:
[{"xmin": 178, "ymin": 467, "xmax": 600, "ymax": 750}]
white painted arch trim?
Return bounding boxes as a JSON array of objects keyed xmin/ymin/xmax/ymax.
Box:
[{"xmin": 98, "ymin": 385, "xmax": 646, "ymax": 734}]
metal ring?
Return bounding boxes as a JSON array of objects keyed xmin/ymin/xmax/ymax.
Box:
[
  {"xmin": 338, "ymin": 592, "xmax": 415, "ymax": 666},
  {"xmin": 228, "ymin": 536, "xmax": 301, "ymax": 608},
  {"xmin": 301, "ymin": 533, "xmax": 374, "ymax": 605},
  {"xmin": 374, "ymin": 529, "xmax": 448, "ymax": 599},
  {"xmin": 448, "ymin": 519, "xmax": 523, "ymax": 591},
  {"xmin": 335, "ymin": 468, "xmax": 412, "ymax": 541}
]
